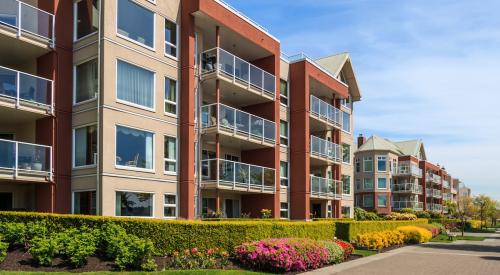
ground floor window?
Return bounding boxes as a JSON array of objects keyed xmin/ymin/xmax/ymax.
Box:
[
  {"xmin": 327, "ymin": 204, "xmax": 333, "ymax": 218},
  {"xmin": 363, "ymin": 194, "xmax": 374, "ymax": 207},
  {"xmin": 280, "ymin": 202, "xmax": 289, "ymax": 219},
  {"xmin": 73, "ymin": 191, "xmax": 96, "ymax": 215},
  {"xmin": 341, "ymin": 206, "xmax": 351, "ymax": 218},
  {"xmin": 115, "ymin": 191, "xmax": 153, "ymax": 217},
  {"xmin": 202, "ymin": 197, "xmax": 216, "ymax": 217},
  {"xmin": 0, "ymin": 192, "xmax": 13, "ymax": 211},
  {"xmin": 378, "ymin": 194, "xmax": 387, "ymax": 207},
  {"xmin": 164, "ymin": 194, "xmax": 176, "ymax": 218}
]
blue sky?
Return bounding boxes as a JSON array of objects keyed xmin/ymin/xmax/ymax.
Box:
[{"xmin": 225, "ymin": 0, "xmax": 500, "ymax": 199}]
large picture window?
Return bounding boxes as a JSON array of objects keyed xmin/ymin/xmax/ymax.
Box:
[
  {"xmin": 74, "ymin": 125, "xmax": 97, "ymax": 167},
  {"xmin": 75, "ymin": 0, "xmax": 99, "ymax": 40},
  {"xmin": 164, "ymin": 77, "xmax": 177, "ymax": 115},
  {"xmin": 164, "ymin": 19, "xmax": 177, "ymax": 57},
  {"xmin": 116, "ymin": 126, "xmax": 154, "ymax": 170},
  {"xmin": 117, "ymin": 60, "xmax": 155, "ymax": 109},
  {"xmin": 164, "ymin": 136, "xmax": 177, "ymax": 174},
  {"xmin": 115, "ymin": 191, "xmax": 153, "ymax": 217},
  {"xmin": 117, "ymin": 0, "xmax": 154, "ymax": 48},
  {"xmin": 75, "ymin": 59, "xmax": 98, "ymax": 104}
]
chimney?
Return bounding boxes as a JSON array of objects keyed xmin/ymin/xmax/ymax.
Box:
[{"xmin": 357, "ymin": 134, "xmax": 366, "ymax": 149}]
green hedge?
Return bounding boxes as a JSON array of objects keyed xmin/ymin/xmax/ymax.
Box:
[
  {"xmin": 312, "ymin": 218, "xmax": 354, "ymax": 222},
  {"xmin": 335, "ymin": 219, "xmax": 428, "ymax": 241},
  {"xmin": 0, "ymin": 212, "xmax": 335, "ymax": 255}
]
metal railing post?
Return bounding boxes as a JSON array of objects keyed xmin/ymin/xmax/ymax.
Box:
[
  {"xmin": 49, "ymin": 146, "xmax": 53, "ymax": 181},
  {"xmin": 16, "ymin": 71, "xmax": 20, "ymax": 108},
  {"xmin": 216, "ymin": 159, "xmax": 220, "ymax": 188},
  {"xmin": 232, "ymin": 161, "xmax": 236, "ymax": 189},
  {"xmin": 17, "ymin": 2, "xmax": 22, "ymax": 38},
  {"xmin": 14, "ymin": 142, "xmax": 18, "ymax": 178}
]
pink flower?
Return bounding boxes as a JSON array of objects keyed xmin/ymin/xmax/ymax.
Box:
[{"xmin": 190, "ymin": 247, "xmax": 198, "ymax": 254}]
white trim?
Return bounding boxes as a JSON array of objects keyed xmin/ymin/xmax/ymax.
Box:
[
  {"xmin": 102, "ymin": 172, "xmax": 177, "ymax": 183},
  {"xmin": 115, "ymin": 0, "xmax": 156, "ymax": 52},
  {"xmin": 103, "ymin": 105, "xmax": 178, "ymax": 126},
  {"xmin": 115, "ymin": 58, "xmax": 156, "ymax": 112},
  {"xmin": 114, "ymin": 124, "xmax": 155, "ymax": 173},
  {"xmin": 115, "ymin": 190, "xmax": 155, "ymax": 218},
  {"xmin": 163, "ymin": 192, "xmax": 177, "ymax": 219},
  {"xmin": 73, "ymin": 0, "xmax": 99, "ymax": 42},
  {"xmin": 73, "ymin": 57, "xmax": 98, "ymax": 106},
  {"xmin": 72, "ymin": 123, "xmax": 98, "ymax": 169}
]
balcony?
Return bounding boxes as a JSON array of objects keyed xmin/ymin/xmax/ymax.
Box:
[
  {"xmin": 201, "ymin": 103, "xmax": 275, "ymax": 149},
  {"xmin": 392, "ymin": 165, "xmax": 422, "ymax": 178},
  {"xmin": 392, "ymin": 183, "xmax": 422, "ymax": 194},
  {"xmin": 443, "ymin": 180, "xmax": 450, "ymax": 189},
  {"xmin": 310, "ymin": 175, "xmax": 342, "ymax": 199},
  {"xmin": 201, "ymin": 159, "xmax": 275, "ymax": 194},
  {"xmin": 309, "ymin": 95, "xmax": 341, "ymax": 131},
  {"xmin": 0, "ymin": 139, "xmax": 52, "ymax": 182},
  {"xmin": 426, "ymin": 189, "xmax": 442, "ymax": 199},
  {"xmin": 428, "ymin": 203, "xmax": 442, "ymax": 212},
  {"xmin": 443, "ymin": 193, "xmax": 452, "ymax": 201},
  {"xmin": 0, "ymin": 0, "xmax": 54, "ymax": 64},
  {"xmin": 392, "ymin": 201, "xmax": 423, "ymax": 211},
  {"xmin": 427, "ymin": 174, "xmax": 441, "ymax": 184},
  {"xmin": 310, "ymin": 135, "xmax": 341, "ymax": 165},
  {"xmin": 200, "ymin": 47, "xmax": 276, "ymax": 105},
  {"xmin": 0, "ymin": 66, "xmax": 53, "ymax": 117}
]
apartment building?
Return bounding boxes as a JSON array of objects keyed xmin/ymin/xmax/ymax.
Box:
[{"xmin": 0, "ymin": 0, "xmax": 361, "ymax": 220}]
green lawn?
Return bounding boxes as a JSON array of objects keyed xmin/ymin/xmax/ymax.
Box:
[
  {"xmin": 430, "ymin": 234, "xmax": 486, "ymax": 243},
  {"xmin": 353, "ymin": 249, "xmax": 378, "ymax": 257},
  {"xmin": 0, "ymin": 271, "xmax": 267, "ymax": 275}
]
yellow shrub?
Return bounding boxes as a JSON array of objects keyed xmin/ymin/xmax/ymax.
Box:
[
  {"xmin": 397, "ymin": 226, "xmax": 432, "ymax": 244},
  {"xmin": 355, "ymin": 230, "xmax": 405, "ymax": 250},
  {"xmin": 467, "ymin": 220, "xmax": 482, "ymax": 229}
]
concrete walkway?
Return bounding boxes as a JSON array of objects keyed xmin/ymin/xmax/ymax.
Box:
[{"xmin": 306, "ymin": 231, "xmax": 500, "ymax": 275}]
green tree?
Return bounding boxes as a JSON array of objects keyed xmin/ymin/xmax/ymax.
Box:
[
  {"xmin": 444, "ymin": 200, "xmax": 457, "ymax": 217},
  {"xmin": 473, "ymin": 195, "xmax": 495, "ymax": 229},
  {"xmin": 457, "ymin": 196, "xmax": 476, "ymax": 236}
]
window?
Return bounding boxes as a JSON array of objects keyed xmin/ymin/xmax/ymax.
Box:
[
  {"xmin": 164, "ymin": 194, "xmax": 176, "ymax": 218},
  {"xmin": 224, "ymin": 154, "xmax": 239, "ymax": 161},
  {"xmin": 378, "ymin": 177, "xmax": 387, "ymax": 189},
  {"xmin": 327, "ymin": 205, "xmax": 332, "ymax": 218},
  {"xmin": 341, "ymin": 206, "xmax": 351, "ymax": 218},
  {"xmin": 377, "ymin": 195, "xmax": 387, "ymax": 207},
  {"xmin": 73, "ymin": 191, "xmax": 96, "ymax": 215},
  {"xmin": 340, "ymin": 96, "xmax": 351, "ymax": 109},
  {"xmin": 280, "ymin": 202, "xmax": 289, "ymax": 219},
  {"xmin": 164, "ymin": 136, "xmax": 177, "ymax": 174},
  {"xmin": 164, "ymin": 77, "xmax": 177, "ymax": 115},
  {"xmin": 363, "ymin": 156, "xmax": 373, "ymax": 172},
  {"xmin": 75, "ymin": 59, "xmax": 98, "ymax": 104},
  {"xmin": 342, "ymin": 175, "xmax": 351, "ymax": 195},
  {"xmin": 115, "ymin": 191, "xmax": 153, "ymax": 217},
  {"xmin": 355, "ymin": 179, "xmax": 362, "ymax": 191},
  {"xmin": 164, "ymin": 19, "xmax": 177, "ymax": 57},
  {"xmin": 202, "ymin": 197, "xmax": 216, "ymax": 217},
  {"xmin": 75, "ymin": 0, "xmax": 99, "ymax": 40},
  {"xmin": 377, "ymin": 156, "xmax": 387, "ymax": 171},
  {"xmin": 363, "ymin": 178, "xmax": 374, "ymax": 190},
  {"xmin": 117, "ymin": 60, "xmax": 155, "ymax": 109},
  {"xmin": 279, "ymin": 79, "xmax": 288, "ymax": 106},
  {"xmin": 117, "ymin": 0, "xmax": 154, "ymax": 48},
  {"xmin": 116, "ymin": 126, "xmax": 154, "ymax": 170},
  {"xmin": 355, "ymin": 158, "xmax": 361, "ymax": 172},
  {"xmin": 280, "ymin": 161, "xmax": 288, "ymax": 187},
  {"xmin": 342, "ymin": 144, "xmax": 350, "ymax": 163},
  {"xmin": 355, "ymin": 195, "xmax": 361, "ymax": 207},
  {"xmin": 74, "ymin": 125, "xmax": 97, "ymax": 167},
  {"xmin": 363, "ymin": 194, "xmax": 373, "ymax": 207},
  {"xmin": 342, "ymin": 111, "xmax": 350, "ymax": 132},
  {"xmin": 280, "ymin": 120, "xmax": 288, "ymax": 146}
]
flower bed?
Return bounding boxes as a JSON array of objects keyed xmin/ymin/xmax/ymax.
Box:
[
  {"xmin": 334, "ymin": 239, "xmax": 354, "ymax": 260},
  {"xmin": 397, "ymin": 226, "xmax": 432, "ymax": 244}
]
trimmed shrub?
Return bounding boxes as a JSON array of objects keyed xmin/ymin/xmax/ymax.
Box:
[
  {"xmin": 169, "ymin": 247, "xmax": 230, "ymax": 269},
  {"xmin": 354, "ymin": 230, "xmax": 405, "ymax": 250},
  {"xmin": 466, "ymin": 220, "xmax": 482, "ymax": 230},
  {"xmin": 384, "ymin": 213, "xmax": 417, "ymax": 221},
  {"xmin": 29, "ymin": 236, "xmax": 58, "ymax": 266},
  {"xmin": 335, "ymin": 219, "xmax": 428, "ymax": 241},
  {"xmin": 320, "ymin": 241, "xmax": 344, "ymax": 264},
  {"xmin": 0, "ymin": 238, "xmax": 7, "ymax": 263},
  {"xmin": 416, "ymin": 211, "xmax": 431, "ymax": 219},
  {"xmin": 334, "ymin": 240, "xmax": 354, "ymax": 260},
  {"xmin": 0, "ymin": 211, "xmax": 335, "ymax": 255},
  {"xmin": 397, "ymin": 226, "xmax": 432, "ymax": 244},
  {"xmin": 398, "ymin": 208, "xmax": 415, "ymax": 214},
  {"xmin": 235, "ymin": 238, "xmax": 329, "ymax": 272},
  {"xmin": 56, "ymin": 227, "xmax": 99, "ymax": 267},
  {"xmin": 354, "ymin": 208, "xmax": 380, "ymax": 221},
  {"xmin": 415, "ymin": 224, "xmax": 440, "ymax": 237}
]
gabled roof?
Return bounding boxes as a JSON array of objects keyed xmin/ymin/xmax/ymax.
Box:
[
  {"xmin": 315, "ymin": 52, "xmax": 362, "ymax": 101},
  {"xmin": 392, "ymin": 139, "xmax": 426, "ymax": 160},
  {"xmin": 357, "ymin": 136, "xmax": 403, "ymax": 155}
]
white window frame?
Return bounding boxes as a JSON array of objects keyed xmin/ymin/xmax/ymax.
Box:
[
  {"xmin": 115, "ymin": 190, "xmax": 155, "ymax": 218},
  {"xmin": 115, "ymin": 0, "xmax": 156, "ymax": 51},
  {"xmin": 280, "ymin": 161, "xmax": 288, "ymax": 187},
  {"xmin": 163, "ymin": 193, "xmax": 177, "ymax": 219},
  {"xmin": 280, "ymin": 120, "xmax": 289, "ymax": 147},
  {"xmin": 377, "ymin": 156, "xmax": 387, "ymax": 172},
  {"xmin": 340, "ymin": 96, "xmax": 351, "ymax": 110},
  {"xmin": 280, "ymin": 202, "xmax": 289, "ymax": 219},
  {"xmin": 341, "ymin": 111, "xmax": 351, "ymax": 133},
  {"xmin": 71, "ymin": 189, "xmax": 97, "ymax": 214},
  {"xmin": 279, "ymin": 79, "xmax": 288, "ymax": 107},
  {"xmin": 342, "ymin": 175, "xmax": 351, "ymax": 195},
  {"xmin": 377, "ymin": 194, "xmax": 387, "ymax": 207},
  {"xmin": 115, "ymin": 124, "xmax": 156, "ymax": 173},
  {"xmin": 115, "ymin": 58, "xmax": 156, "ymax": 112},
  {"xmin": 164, "ymin": 135, "xmax": 177, "ymax": 175},
  {"xmin": 364, "ymin": 178, "xmax": 374, "ymax": 190},
  {"xmin": 73, "ymin": 0, "xmax": 99, "ymax": 42},
  {"xmin": 377, "ymin": 177, "xmax": 388, "ymax": 189},
  {"xmin": 164, "ymin": 76, "xmax": 178, "ymax": 117},
  {"xmin": 363, "ymin": 156, "xmax": 373, "ymax": 172},
  {"xmin": 164, "ymin": 17, "xmax": 179, "ymax": 60},
  {"xmin": 73, "ymin": 57, "xmax": 98, "ymax": 106},
  {"xmin": 72, "ymin": 123, "xmax": 98, "ymax": 169},
  {"xmin": 342, "ymin": 143, "xmax": 351, "ymax": 164}
]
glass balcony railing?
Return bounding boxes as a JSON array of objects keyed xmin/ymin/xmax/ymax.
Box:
[
  {"xmin": 429, "ymin": 203, "xmax": 442, "ymax": 212},
  {"xmin": 201, "ymin": 103, "xmax": 275, "ymax": 143},
  {"xmin": 426, "ymin": 189, "xmax": 442, "ymax": 198},
  {"xmin": 0, "ymin": 0, "xmax": 54, "ymax": 42},
  {"xmin": 310, "ymin": 175, "xmax": 342, "ymax": 198},
  {"xmin": 392, "ymin": 183, "xmax": 422, "ymax": 194},
  {"xmin": 392, "ymin": 165, "xmax": 422, "ymax": 177},
  {"xmin": 392, "ymin": 201, "xmax": 423, "ymax": 210},
  {"xmin": 0, "ymin": 139, "xmax": 52, "ymax": 180},
  {"xmin": 200, "ymin": 47, "xmax": 276, "ymax": 98},
  {"xmin": 309, "ymin": 95, "xmax": 341, "ymax": 127},
  {"xmin": 310, "ymin": 135, "xmax": 341, "ymax": 162},
  {"xmin": 427, "ymin": 174, "xmax": 441, "ymax": 184},
  {"xmin": 443, "ymin": 193, "xmax": 452, "ymax": 200},
  {"xmin": 201, "ymin": 159, "xmax": 275, "ymax": 192},
  {"xmin": 0, "ymin": 66, "xmax": 53, "ymax": 111},
  {"xmin": 443, "ymin": 180, "xmax": 450, "ymax": 189}
]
